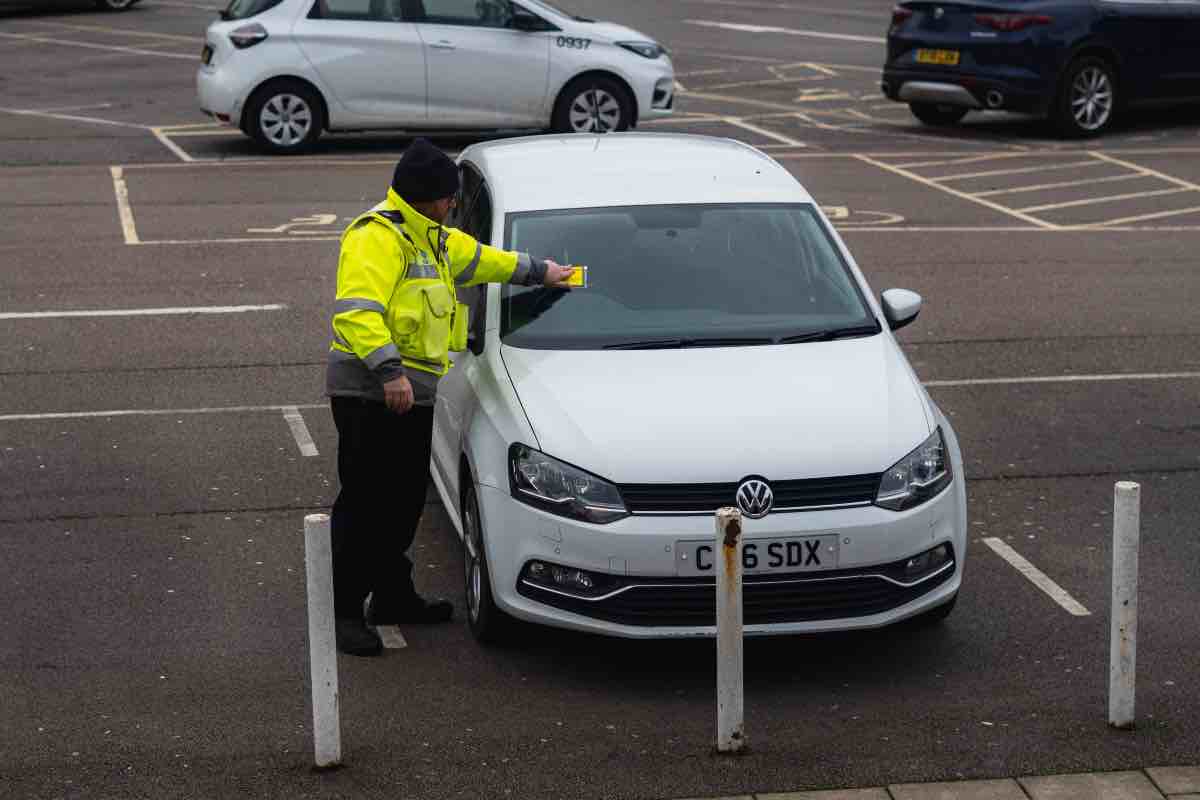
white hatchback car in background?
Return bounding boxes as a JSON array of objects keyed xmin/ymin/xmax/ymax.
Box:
[
  {"xmin": 431, "ymin": 133, "xmax": 968, "ymax": 644},
  {"xmin": 197, "ymin": 0, "xmax": 674, "ymax": 152}
]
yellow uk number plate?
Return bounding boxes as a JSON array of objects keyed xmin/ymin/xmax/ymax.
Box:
[{"xmin": 916, "ymin": 48, "xmax": 960, "ymax": 66}]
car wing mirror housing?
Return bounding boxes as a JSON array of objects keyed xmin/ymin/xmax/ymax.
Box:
[{"xmin": 880, "ymin": 288, "xmax": 922, "ymax": 331}]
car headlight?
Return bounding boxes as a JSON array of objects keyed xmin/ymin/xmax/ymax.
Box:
[
  {"xmin": 617, "ymin": 41, "xmax": 665, "ymax": 59},
  {"xmin": 509, "ymin": 444, "xmax": 628, "ymax": 524},
  {"xmin": 875, "ymin": 428, "xmax": 952, "ymax": 511}
]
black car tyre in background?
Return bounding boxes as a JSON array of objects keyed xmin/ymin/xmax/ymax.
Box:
[
  {"xmin": 462, "ymin": 483, "xmax": 514, "ymax": 645},
  {"xmin": 243, "ymin": 79, "xmax": 324, "ymax": 154},
  {"xmin": 552, "ymin": 75, "xmax": 635, "ymax": 134},
  {"xmin": 95, "ymin": 0, "xmax": 139, "ymax": 9},
  {"xmin": 912, "ymin": 591, "xmax": 957, "ymax": 627},
  {"xmin": 909, "ymin": 102, "xmax": 968, "ymax": 127},
  {"xmin": 1055, "ymin": 56, "xmax": 1117, "ymax": 138}
]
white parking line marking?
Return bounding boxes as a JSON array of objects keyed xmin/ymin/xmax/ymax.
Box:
[
  {"xmin": 0, "ymin": 31, "xmax": 196, "ymax": 60},
  {"xmin": 983, "ymin": 538, "xmax": 1091, "ymax": 617},
  {"xmin": 134, "ymin": 236, "xmax": 342, "ymax": 245},
  {"xmin": 0, "ymin": 304, "xmax": 286, "ymax": 320},
  {"xmin": 109, "ymin": 166, "xmax": 141, "ymax": 245},
  {"xmin": 685, "ymin": 19, "xmax": 886, "ymax": 44},
  {"xmin": 1090, "ymin": 150, "xmax": 1200, "ymax": 192},
  {"xmin": 722, "ymin": 117, "xmax": 807, "ymax": 147},
  {"xmin": 925, "ymin": 371, "xmax": 1200, "ymax": 387},
  {"xmin": 934, "ymin": 160, "xmax": 1102, "ymax": 183},
  {"xmin": 282, "ymin": 406, "xmax": 319, "ymax": 457},
  {"xmin": 25, "ymin": 20, "xmax": 199, "ymax": 41},
  {"xmin": 1017, "ymin": 186, "xmax": 1192, "ymax": 214},
  {"xmin": 0, "ymin": 404, "xmax": 324, "ymax": 423},
  {"xmin": 855, "ymin": 154, "xmax": 1057, "ymax": 229},
  {"xmin": 0, "ymin": 104, "xmax": 150, "ymax": 129},
  {"xmin": 151, "ymin": 127, "xmax": 196, "ymax": 163},
  {"xmin": 375, "ymin": 626, "xmax": 408, "ymax": 649},
  {"xmin": 972, "ymin": 171, "xmax": 1148, "ymax": 198},
  {"xmin": 1088, "ymin": 203, "xmax": 1200, "ymax": 227},
  {"xmin": 894, "ymin": 153, "xmax": 1027, "ymax": 170}
]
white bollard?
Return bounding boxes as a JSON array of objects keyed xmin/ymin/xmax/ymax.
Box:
[
  {"xmin": 1109, "ymin": 482, "xmax": 1140, "ymax": 730},
  {"xmin": 304, "ymin": 513, "xmax": 343, "ymax": 768},
  {"xmin": 715, "ymin": 507, "xmax": 746, "ymax": 754}
]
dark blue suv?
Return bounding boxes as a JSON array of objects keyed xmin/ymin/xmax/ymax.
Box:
[{"xmin": 882, "ymin": 1, "xmax": 1200, "ymax": 136}]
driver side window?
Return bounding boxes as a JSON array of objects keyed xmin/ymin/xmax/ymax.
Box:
[{"xmin": 413, "ymin": 0, "xmax": 514, "ymax": 27}]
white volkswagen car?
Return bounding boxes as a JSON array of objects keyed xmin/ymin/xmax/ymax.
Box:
[
  {"xmin": 197, "ymin": 0, "xmax": 674, "ymax": 153},
  {"xmin": 431, "ymin": 134, "xmax": 968, "ymax": 643}
]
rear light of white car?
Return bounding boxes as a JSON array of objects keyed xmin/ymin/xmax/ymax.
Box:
[
  {"xmin": 973, "ymin": 13, "xmax": 1052, "ymax": 31},
  {"xmin": 229, "ymin": 22, "xmax": 268, "ymax": 49},
  {"xmin": 875, "ymin": 428, "xmax": 952, "ymax": 511},
  {"xmin": 509, "ymin": 444, "xmax": 628, "ymax": 524}
]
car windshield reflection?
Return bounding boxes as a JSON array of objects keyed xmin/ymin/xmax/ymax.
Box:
[{"xmin": 501, "ymin": 203, "xmax": 878, "ymax": 350}]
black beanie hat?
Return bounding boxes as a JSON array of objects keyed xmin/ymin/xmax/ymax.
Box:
[{"xmin": 391, "ymin": 138, "xmax": 460, "ymax": 203}]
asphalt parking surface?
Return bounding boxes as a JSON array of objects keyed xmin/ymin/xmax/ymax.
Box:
[{"xmin": 2, "ymin": 1, "xmax": 1199, "ymax": 798}]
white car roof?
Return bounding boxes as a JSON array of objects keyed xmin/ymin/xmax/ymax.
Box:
[{"xmin": 461, "ymin": 133, "xmax": 814, "ymax": 214}]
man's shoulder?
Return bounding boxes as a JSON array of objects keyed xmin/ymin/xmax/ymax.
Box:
[{"xmin": 343, "ymin": 213, "xmax": 414, "ymax": 250}]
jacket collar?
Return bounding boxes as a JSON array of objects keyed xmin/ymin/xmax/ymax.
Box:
[{"xmin": 384, "ymin": 188, "xmax": 442, "ymax": 241}]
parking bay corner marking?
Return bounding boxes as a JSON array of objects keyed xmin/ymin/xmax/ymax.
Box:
[{"xmin": 982, "ymin": 537, "xmax": 1090, "ymax": 617}]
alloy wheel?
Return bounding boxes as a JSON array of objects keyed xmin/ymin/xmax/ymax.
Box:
[
  {"xmin": 463, "ymin": 497, "xmax": 483, "ymax": 623},
  {"xmin": 1071, "ymin": 67, "xmax": 1113, "ymax": 132},
  {"xmin": 259, "ymin": 93, "xmax": 313, "ymax": 148},
  {"xmin": 568, "ymin": 88, "xmax": 622, "ymax": 133}
]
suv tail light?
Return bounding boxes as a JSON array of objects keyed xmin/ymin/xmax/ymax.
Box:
[
  {"xmin": 891, "ymin": 5, "xmax": 914, "ymax": 27},
  {"xmin": 973, "ymin": 13, "xmax": 1052, "ymax": 31}
]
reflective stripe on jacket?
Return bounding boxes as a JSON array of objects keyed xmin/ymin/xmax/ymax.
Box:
[{"xmin": 327, "ymin": 188, "xmax": 539, "ymax": 399}]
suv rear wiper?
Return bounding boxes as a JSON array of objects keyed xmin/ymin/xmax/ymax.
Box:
[
  {"xmin": 775, "ymin": 323, "xmax": 881, "ymax": 344},
  {"xmin": 603, "ymin": 337, "xmax": 774, "ymax": 350}
]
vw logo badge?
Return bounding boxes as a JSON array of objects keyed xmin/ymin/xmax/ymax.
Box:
[
  {"xmin": 736, "ymin": 478, "xmax": 774, "ymax": 519},
  {"xmin": 934, "ymin": 6, "xmax": 945, "ymax": 18}
]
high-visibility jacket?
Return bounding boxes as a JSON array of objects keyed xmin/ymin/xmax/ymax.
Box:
[{"xmin": 326, "ymin": 188, "xmax": 541, "ymax": 399}]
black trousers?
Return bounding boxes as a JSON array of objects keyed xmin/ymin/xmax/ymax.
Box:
[{"xmin": 330, "ymin": 396, "xmax": 434, "ymax": 620}]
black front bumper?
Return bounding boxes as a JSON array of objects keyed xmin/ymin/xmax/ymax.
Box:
[{"xmin": 517, "ymin": 549, "xmax": 956, "ymax": 628}]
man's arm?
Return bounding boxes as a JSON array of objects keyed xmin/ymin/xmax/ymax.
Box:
[{"xmin": 443, "ymin": 227, "xmax": 574, "ymax": 287}]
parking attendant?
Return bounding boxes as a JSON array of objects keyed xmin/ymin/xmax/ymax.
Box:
[
  {"xmin": 432, "ymin": 134, "xmax": 968, "ymax": 644},
  {"xmin": 197, "ymin": 0, "xmax": 674, "ymax": 152}
]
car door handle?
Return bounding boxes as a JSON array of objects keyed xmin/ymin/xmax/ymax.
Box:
[{"xmin": 429, "ymin": 40, "xmax": 456, "ymax": 50}]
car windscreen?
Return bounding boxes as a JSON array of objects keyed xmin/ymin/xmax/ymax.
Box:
[
  {"xmin": 501, "ymin": 203, "xmax": 879, "ymax": 350},
  {"xmin": 221, "ymin": 0, "xmax": 283, "ymax": 20}
]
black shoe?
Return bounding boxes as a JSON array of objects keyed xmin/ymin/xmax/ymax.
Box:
[
  {"xmin": 367, "ymin": 595, "xmax": 454, "ymax": 625},
  {"xmin": 335, "ymin": 617, "xmax": 383, "ymax": 657}
]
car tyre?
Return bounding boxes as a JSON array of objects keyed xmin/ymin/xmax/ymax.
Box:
[
  {"xmin": 552, "ymin": 75, "xmax": 634, "ymax": 134},
  {"xmin": 244, "ymin": 80, "xmax": 324, "ymax": 154},
  {"xmin": 912, "ymin": 592, "xmax": 957, "ymax": 627},
  {"xmin": 95, "ymin": 0, "xmax": 138, "ymax": 9},
  {"xmin": 462, "ymin": 482, "xmax": 514, "ymax": 645},
  {"xmin": 909, "ymin": 103, "xmax": 968, "ymax": 127},
  {"xmin": 1054, "ymin": 56, "xmax": 1116, "ymax": 138}
]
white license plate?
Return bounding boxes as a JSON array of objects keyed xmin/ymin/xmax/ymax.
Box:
[{"xmin": 675, "ymin": 535, "xmax": 839, "ymax": 577}]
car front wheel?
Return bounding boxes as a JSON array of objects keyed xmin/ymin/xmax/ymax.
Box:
[
  {"xmin": 909, "ymin": 102, "xmax": 968, "ymax": 127},
  {"xmin": 245, "ymin": 81, "xmax": 323, "ymax": 154},
  {"xmin": 552, "ymin": 76, "xmax": 634, "ymax": 134},
  {"xmin": 462, "ymin": 483, "xmax": 513, "ymax": 645},
  {"xmin": 1054, "ymin": 56, "xmax": 1116, "ymax": 138}
]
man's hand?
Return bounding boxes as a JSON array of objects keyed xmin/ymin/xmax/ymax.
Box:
[
  {"xmin": 542, "ymin": 259, "xmax": 577, "ymax": 288},
  {"xmin": 383, "ymin": 375, "xmax": 414, "ymax": 415}
]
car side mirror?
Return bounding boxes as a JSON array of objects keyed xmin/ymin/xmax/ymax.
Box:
[
  {"xmin": 467, "ymin": 330, "xmax": 484, "ymax": 356},
  {"xmin": 511, "ymin": 7, "xmax": 546, "ymax": 31},
  {"xmin": 880, "ymin": 288, "xmax": 922, "ymax": 331}
]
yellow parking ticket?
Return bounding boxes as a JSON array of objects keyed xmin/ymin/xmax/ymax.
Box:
[{"xmin": 564, "ymin": 265, "xmax": 588, "ymax": 288}]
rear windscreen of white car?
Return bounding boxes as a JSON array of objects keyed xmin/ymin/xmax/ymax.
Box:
[
  {"xmin": 502, "ymin": 203, "xmax": 879, "ymax": 350},
  {"xmin": 221, "ymin": 0, "xmax": 284, "ymax": 19}
]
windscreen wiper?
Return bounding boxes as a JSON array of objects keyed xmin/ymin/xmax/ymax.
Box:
[
  {"xmin": 602, "ymin": 337, "xmax": 774, "ymax": 350},
  {"xmin": 775, "ymin": 323, "xmax": 881, "ymax": 344}
]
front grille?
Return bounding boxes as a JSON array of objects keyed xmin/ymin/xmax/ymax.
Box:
[
  {"xmin": 619, "ymin": 473, "xmax": 882, "ymax": 514},
  {"xmin": 518, "ymin": 554, "xmax": 954, "ymax": 628}
]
